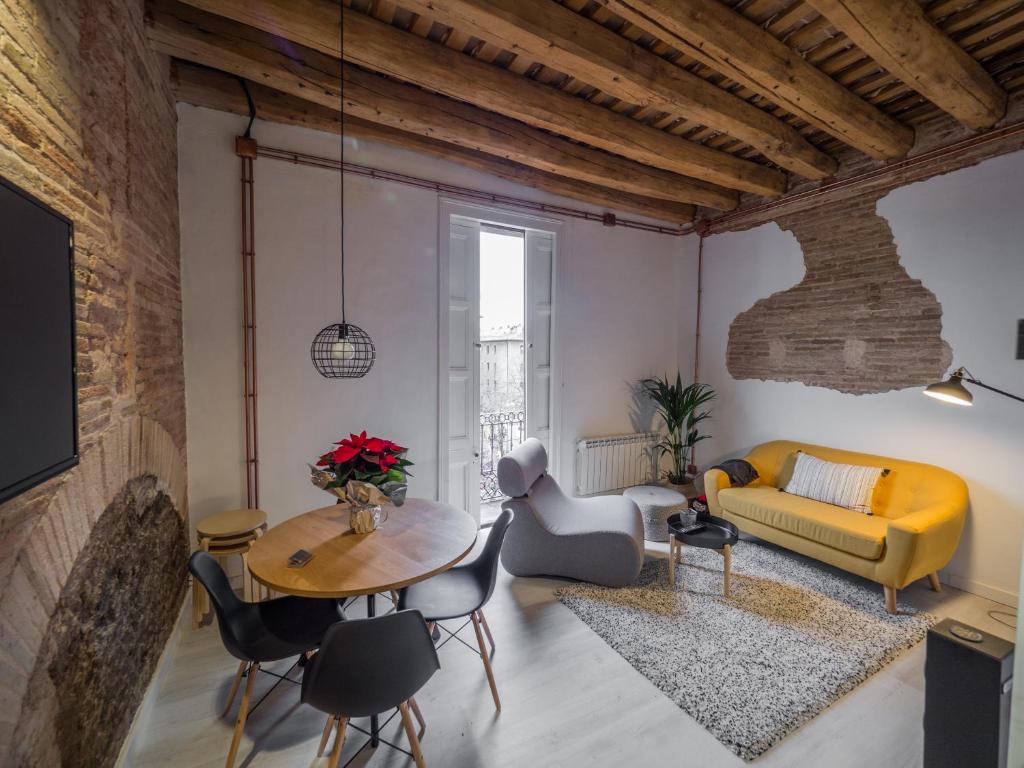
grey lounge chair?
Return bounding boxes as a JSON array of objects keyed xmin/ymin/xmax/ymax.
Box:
[{"xmin": 497, "ymin": 438, "xmax": 645, "ymax": 587}]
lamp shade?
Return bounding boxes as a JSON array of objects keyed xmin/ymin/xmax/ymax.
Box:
[
  {"xmin": 923, "ymin": 375, "xmax": 973, "ymax": 406},
  {"xmin": 311, "ymin": 322, "xmax": 375, "ymax": 378}
]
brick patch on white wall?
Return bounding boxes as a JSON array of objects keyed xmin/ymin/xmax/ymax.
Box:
[{"xmin": 727, "ymin": 195, "xmax": 953, "ymax": 394}]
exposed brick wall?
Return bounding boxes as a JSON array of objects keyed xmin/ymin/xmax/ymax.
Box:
[
  {"xmin": 710, "ymin": 96, "xmax": 1024, "ymax": 396},
  {"xmin": 0, "ymin": 0, "xmax": 185, "ymax": 764},
  {"xmin": 726, "ymin": 195, "xmax": 953, "ymax": 394}
]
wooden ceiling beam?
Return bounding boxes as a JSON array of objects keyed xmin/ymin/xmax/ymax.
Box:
[
  {"xmin": 177, "ymin": 0, "xmax": 340, "ymax": 56},
  {"xmin": 805, "ymin": 0, "xmax": 1007, "ymax": 129},
  {"xmin": 154, "ymin": 0, "xmax": 734, "ymax": 206},
  {"xmin": 391, "ymin": 0, "xmax": 836, "ymax": 180},
  {"xmin": 341, "ymin": 8, "xmax": 784, "ymax": 197},
  {"xmin": 341, "ymin": 63, "xmax": 738, "ymax": 209},
  {"xmin": 168, "ymin": 60, "xmax": 693, "ymax": 223},
  {"xmin": 599, "ymin": 0, "xmax": 915, "ymax": 159},
  {"xmin": 341, "ymin": 117, "xmax": 696, "ymax": 224},
  {"xmin": 146, "ymin": 0, "xmax": 340, "ymax": 111},
  {"xmin": 170, "ymin": 60, "xmax": 342, "ymax": 133}
]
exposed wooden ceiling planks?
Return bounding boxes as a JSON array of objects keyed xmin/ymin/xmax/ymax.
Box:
[
  {"xmin": 340, "ymin": 6, "xmax": 787, "ymax": 195},
  {"xmin": 154, "ymin": 0, "xmax": 1023, "ymax": 216},
  {"xmin": 341, "ymin": 62, "xmax": 740, "ymax": 208},
  {"xmin": 598, "ymin": 0, "xmax": 915, "ymax": 158},
  {"xmin": 392, "ymin": 0, "xmax": 836, "ymax": 177},
  {"xmin": 805, "ymin": 0, "xmax": 1006, "ymax": 128}
]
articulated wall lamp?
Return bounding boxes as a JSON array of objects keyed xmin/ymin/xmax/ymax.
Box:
[{"xmin": 923, "ymin": 367, "xmax": 1024, "ymax": 407}]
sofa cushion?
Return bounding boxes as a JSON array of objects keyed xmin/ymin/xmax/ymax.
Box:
[
  {"xmin": 718, "ymin": 486, "xmax": 889, "ymax": 560},
  {"xmin": 784, "ymin": 452, "xmax": 884, "ymax": 515}
]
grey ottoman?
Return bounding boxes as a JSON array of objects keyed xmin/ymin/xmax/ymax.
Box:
[{"xmin": 623, "ymin": 486, "xmax": 689, "ymax": 542}]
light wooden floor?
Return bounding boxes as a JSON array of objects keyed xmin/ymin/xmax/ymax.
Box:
[{"xmin": 129, "ymin": 537, "xmax": 1015, "ymax": 768}]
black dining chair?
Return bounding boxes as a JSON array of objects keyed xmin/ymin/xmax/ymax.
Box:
[
  {"xmin": 301, "ymin": 609, "xmax": 440, "ymax": 768},
  {"xmin": 188, "ymin": 551, "xmax": 346, "ymax": 768},
  {"xmin": 398, "ymin": 508, "xmax": 513, "ymax": 711}
]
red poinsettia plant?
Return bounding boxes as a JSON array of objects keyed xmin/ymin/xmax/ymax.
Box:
[{"xmin": 315, "ymin": 431, "xmax": 413, "ymax": 490}]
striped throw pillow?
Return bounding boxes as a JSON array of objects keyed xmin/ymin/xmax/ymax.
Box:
[{"xmin": 783, "ymin": 452, "xmax": 883, "ymax": 515}]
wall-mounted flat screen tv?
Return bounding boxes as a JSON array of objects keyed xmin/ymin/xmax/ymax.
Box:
[{"xmin": 0, "ymin": 176, "xmax": 78, "ymax": 504}]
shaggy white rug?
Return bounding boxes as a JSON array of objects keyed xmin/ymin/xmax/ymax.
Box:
[{"xmin": 555, "ymin": 542, "xmax": 937, "ymax": 761}]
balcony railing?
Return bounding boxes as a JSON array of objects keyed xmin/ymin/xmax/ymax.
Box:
[{"xmin": 480, "ymin": 410, "xmax": 525, "ymax": 502}]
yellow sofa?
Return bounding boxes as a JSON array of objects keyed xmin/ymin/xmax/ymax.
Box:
[{"xmin": 704, "ymin": 440, "xmax": 968, "ymax": 613}]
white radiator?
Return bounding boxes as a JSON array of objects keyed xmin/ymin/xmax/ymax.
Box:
[{"xmin": 574, "ymin": 432, "xmax": 659, "ymax": 496}]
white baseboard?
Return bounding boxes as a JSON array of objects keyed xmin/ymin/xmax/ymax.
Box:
[
  {"xmin": 115, "ymin": 593, "xmax": 189, "ymax": 768},
  {"xmin": 943, "ymin": 571, "xmax": 1018, "ymax": 608}
]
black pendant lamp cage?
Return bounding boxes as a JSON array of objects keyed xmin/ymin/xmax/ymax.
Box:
[
  {"xmin": 311, "ymin": 322, "xmax": 375, "ymax": 378},
  {"xmin": 311, "ymin": 158, "xmax": 375, "ymax": 379}
]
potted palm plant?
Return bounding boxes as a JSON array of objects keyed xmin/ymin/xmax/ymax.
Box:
[{"xmin": 640, "ymin": 373, "xmax": 715, "ymax": 487}]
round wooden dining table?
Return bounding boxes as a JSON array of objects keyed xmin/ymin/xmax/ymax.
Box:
[
  {"xmin": 246, "ymin": 497, "xmax": 478, "ymax": 747},
  {"xmin": 247, "ymin": 497, "xmax": 478, "ymax": 598}
]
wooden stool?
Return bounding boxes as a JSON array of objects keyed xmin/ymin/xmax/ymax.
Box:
[{"xmin": 193, "ymin": 508, "xmax": 268, "ymax": 627}]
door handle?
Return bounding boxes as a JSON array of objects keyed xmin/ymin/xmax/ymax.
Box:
[
  {"xmin": 473, "ymin": 452, "xmax": 480, "ymax": 458},
  {"xmin": 474, "ymin": 342, "xmax": 481, "ymax": 348}
]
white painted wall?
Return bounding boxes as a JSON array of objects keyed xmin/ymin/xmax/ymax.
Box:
[
  {"xmin": 178, "ymin": 105, "xmax": 693, "ymax": 531},
  {"xmin": 697, "ymin": 151, "xmax": 1024, "ymax": 604}
]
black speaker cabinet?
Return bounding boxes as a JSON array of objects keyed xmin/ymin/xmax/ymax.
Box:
[{"xmin": 925, "ymin": 618, "xmax": 1014, "ymax": 768}]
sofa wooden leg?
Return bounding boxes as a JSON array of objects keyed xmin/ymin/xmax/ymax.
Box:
[
  {"xmin": 883, "ymin": 586, "xmax": 898, "ymax": 614},
  {"xmin": 927, "ymin": 572, "xmax": 942, "ymax": 593}
]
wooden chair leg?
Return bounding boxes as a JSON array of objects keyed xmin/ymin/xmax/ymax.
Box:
[
  {"xmin": 399, "ymin": 702, "xmax": 426, "ymax": 768},
  {"xmin": 478, "ymin": 609, "xmax": 496, "ymax": 654},
  {"xmin": 253, "ymin": 528, "xmax": 267, "ymax": 602},
  {"xmin": 928, "ymin": 572, "xmax": 942, "ymax": 593},
  {"xmin": 471, "ymin": 612, "xmax": 501, "ymax": 712},
  {"xmin": 409, "ymin": 695, "xmax": 426, "ymax": 734},
  {"xmin": 225, "ymin": 662, "xmax": 259, "ymax": 768},
  {"xmin": 884, "ymin": 585, "xmax": 898, "ymax": 615},
  {"xmin": 222, "ymin": 661, "xmax": 247, "ymax": 717},
  {"xmin": 193, "ymin": 536, "xmax": 212, "ymax": 627},
  {"xmin": 317, "ymin": 715, "xmax": 335, "ymax": 757},
  {"xmin": 327, "ymin": 717, "xmax": 348, "ymax": 768},
  {"xmin": 241, "ymin": 551, "xmax": 252, "ymax": 602},
  {"xmin": 192, "ymin": 578, "xmax": 202, "ymax": 629}
]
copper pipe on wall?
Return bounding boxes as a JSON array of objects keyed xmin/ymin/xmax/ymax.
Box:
[
  {"xmin": 237, "ymin": 137, "xmax": 259, "ymax": 509},
  {"xmin": 255, "ymin": 145, "xmax": 690, "ymax": 236},
  {"xmin": 693, "ymin": 233, "xmax": 705, "ymax": 385},
  {"xmin": 689, "ymin": 232, "xmax": 706, "ymax": 476}
]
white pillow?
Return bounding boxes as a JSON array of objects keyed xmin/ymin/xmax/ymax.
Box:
[{"xmin": 783, "ymin": 452, "xmax": 883, "ymax": 515}]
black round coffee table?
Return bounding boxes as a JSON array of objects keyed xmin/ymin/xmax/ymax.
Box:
[{"xmin": 667, "ymin": 513, "xmax": 739, "ymax": 596}]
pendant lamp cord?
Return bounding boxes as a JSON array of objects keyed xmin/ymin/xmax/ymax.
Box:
[
  {"xmin": 340, "ymin": 128, "xmax": 346, "ymax": 327},
  {"xmin": 340, "ymin": 191, "xmax": 346, "ymax": 326},
  {"xmin": 337, "ymin": 4, "xmax": 346, "ymax": 331}
]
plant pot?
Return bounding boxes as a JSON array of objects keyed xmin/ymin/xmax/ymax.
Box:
[
  {"xmin": 350, "ymin": 505, "xmax": 388, "ymax": 534},
  {"xmin": 660, "ymin": 479, "xmax": 696, "ymax": 500}
]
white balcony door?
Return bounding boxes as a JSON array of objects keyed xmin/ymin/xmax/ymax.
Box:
[
  {"xmin": 440, "ymin": 204, "xmax": 558, "ymax": 525},
  {"xmin": 525, "ymin": 231, "xmax": 553, "ymax": 454},
  {"xmin": 445, "ymin": 219, "xmax": 482, "ymax": 524}
]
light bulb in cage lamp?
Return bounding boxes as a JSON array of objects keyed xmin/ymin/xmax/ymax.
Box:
[
  {"xmin": 311, "ymin": 322, "xmax": 375, "ymax": 379},
  {"xmin": 331, "ymin": 339, "xmax": 355, "ymax": 360}
]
